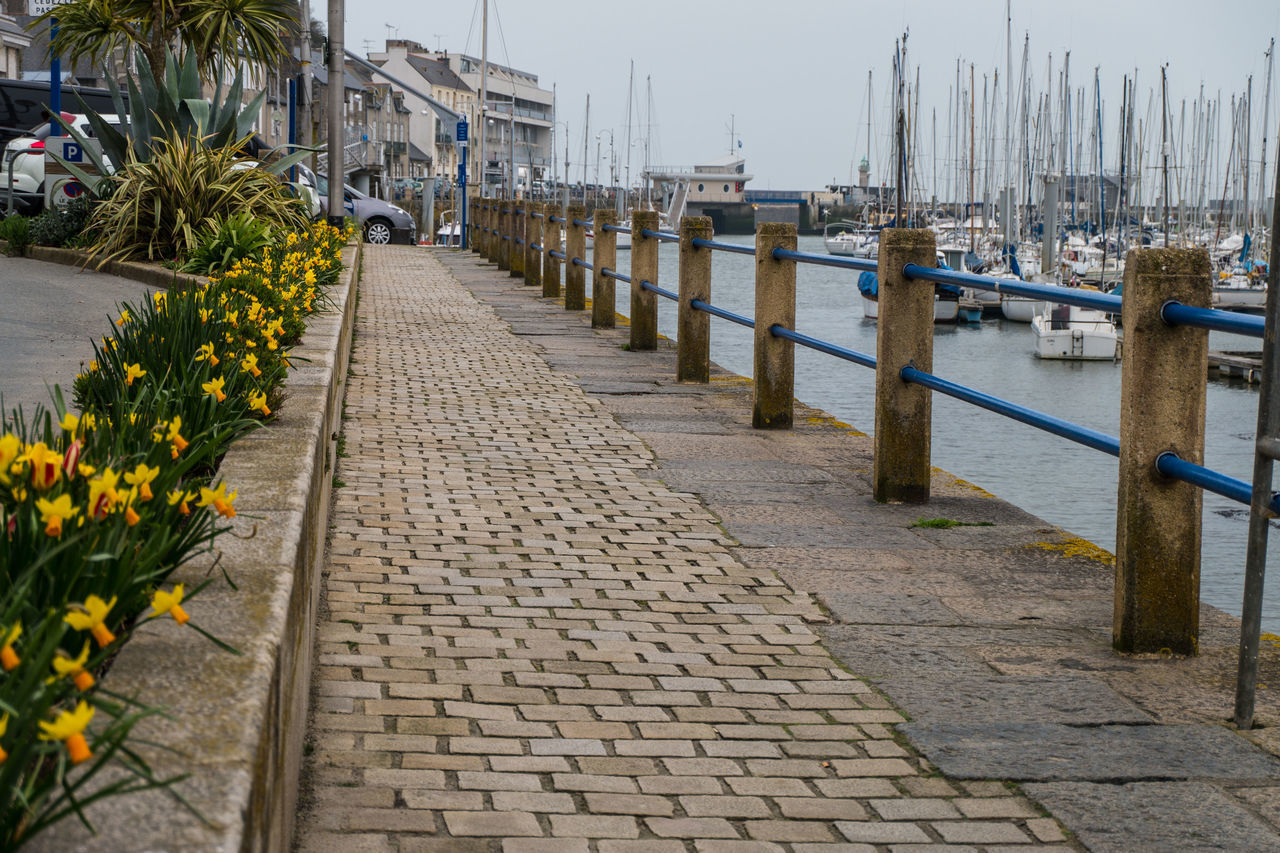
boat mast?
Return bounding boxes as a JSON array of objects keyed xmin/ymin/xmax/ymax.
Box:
[
  {"xmin": 969, "ymin": 63, "xmax": 976, "ymax": 251},
  {"xmin": 1258, "ymin": 40, "xmax": 1274, "ymax": 240},
  {"xmin": 1003, "ymin": 0, "xmax": 1013, "ymax": 243},
  {"xmin": 622, "ymin": 59, "xmax": 633, "ymax": 217},
  {"xmin": 894, "ymin": 38, "xmax": 906, "ymax": 226},
  {"xmin": 1162, "ymin": 65, "xmax": 1170, "ymax": 238},
  {"xmin": 582, "ymin": 94, "xmax": 590, "ymax": 199}
]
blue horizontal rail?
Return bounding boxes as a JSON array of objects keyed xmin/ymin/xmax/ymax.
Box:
[
  {"xmin": 1161, "ymin": 301, "xmax": 1266, "ymax": 337},
  {"xmin": 641, "ymin": 228, "xmax": 680, "ymax": 243},
  {"xmin": 772, "ymin": 248, "xmax": 878, "ymax": 272},
  {"xmin": 904, "ymin": 264, "xmax": 1123, "ymax": 313},
  {"xmin": 771, "ymin": 325, "xmax": 876, "ymax": 369},
  {"xmin": 602, "ymin": 267, "xmax": 631, "ymax": 283},
  {"xmin": 690, "ymin": 298, "xmax": 754, "ymax": 328},
  {"xmin": 900, "ymin": 365, "xmax": 1122, "ymax": 456},
  {"xmin": 1156, "ymin": 452, "xmax": 1280, "ymax": 515},
  {"xmin": 572, "ymin": 257, "xmax": 593, "ymax": 270},
  {"xmin": 549, "ymin": 250, "xmax": 566, "ymax": 260},
  {"xmin": 515, "ymin": 238, "xmax": 523, "ymax": 246},
  {"xmin": 532, "ymin": 242, "xmax": 544, "ymax": 252},
  {"xmin": 572, "ymin": 218, "xmax": 592, "ymax": 228},
  {"xmin": 690, "ymin": 237, "xmax": 754, "ymax": 256},
  {"xmin": 532, "ymin": 212, "xmax": 545, "ymax": 219},
  {"xmin": 601, "ymin": 223, "xmax": 628, "ymax": 234},
  {"xmin": 640, "ymin": 281, "xmax": 678, "ymax": 300}
]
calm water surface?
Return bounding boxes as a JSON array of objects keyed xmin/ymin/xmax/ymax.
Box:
[{"xmin": 589, "ymin": 234, "xmax": 1277, "ymax": 632}]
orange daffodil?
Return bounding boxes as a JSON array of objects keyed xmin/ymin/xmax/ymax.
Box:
[
  {"xmin": 51, "ymin": 641, "xmax": 95, "ymax": 691},
  {"xmin": 35, "ymin": 494, "xmax": 78, "ymax": 537},
  {"xmin": 166, "ymin": 416, "xmax": 189, "ymax": 456},
  {"xmin": 116, "ymin": 308, "xmax": 132, "ymax": 326},
  {"xmin": 167, "ymin": 488, "xmax": 196, "ymax": 516},
  {"xmin": 201, "ymin": 376, "xmax": 227, "ymax": 403},
  {"xmin": 0, "ymin": 713, "xmax": 8, "ymax": 763},
  {"xmin": 123, "ymin": 363, "xmax": 146, "ymax": 386},
  {"xmin": 198, "ymin": 483, "xmax": 236, "ymax": 518},
  {"xmin": 150, "ymin": 584, "xmax": 189, "ymax": 625},
  {"xmin": 196, "ymin": 342, "xmax": 219, "ymax": 367},
  {"xmin": 1, "ymin": 624, "xmax": 21, "ymax": 671},
  {"xmin": 248, "ymin": 391, "xmax": 271, "ymax": 417},
  {"xmin": 39, "ymin": 700, "xmax": 94, "ymax": 765},
  {"xmin": 240, "ymin": 353, "xmax": 261, "ymax": 377},
  {"xmin": 123, "ymin": 463, "xmax": 159, "ymax": 501},
  {"xmin": 66, "ymin": 595, "xmax": 117, "ymax": 647}
]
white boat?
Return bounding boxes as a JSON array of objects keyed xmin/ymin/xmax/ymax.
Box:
[
  {"xmin": 1000, "ymin": 294, "xmax": 1048, "ymax": 322},
  {"xmin": 1212, "ymin": 273, "xmax": 1266, "ymax": 310},
  {"xmin": 824, "ymin": 221, "xmax": 877, "ymax": 257},
  {"xmin": 861, "ymin": 294, "xmax": 959, "ymax": 323},
  {"xmin": 1031, "ymin": 304, "xmax": 1118, "ymax": 360},
  {"xmin": 435, "ymin": 210, "xmax": 462, "ymax": 246}
]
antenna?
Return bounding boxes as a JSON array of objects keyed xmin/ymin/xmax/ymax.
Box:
[
  {"xmin": 384, "ymin": 23, "xmax": 398, "ymax": 42},
  {"xmin": 361, "ymin": 39, "xmax": 376, "ymax": 55},
  {"xmin": 433, "ymin": 34, "xmax": 445, "ymax": 51}
]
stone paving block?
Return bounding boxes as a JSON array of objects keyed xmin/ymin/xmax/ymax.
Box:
[
  {"xmin": 549, "ymin": 814, "xmax": 640, "ymax": 838},
  {"xmin": 444, "ymin": 810, "xmax": 543, "ymax": 837}
]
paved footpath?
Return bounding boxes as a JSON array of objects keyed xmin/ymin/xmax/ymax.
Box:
[{"xmin": 294, "ymin": 245, "xmax": 1072, "ymax": 851}]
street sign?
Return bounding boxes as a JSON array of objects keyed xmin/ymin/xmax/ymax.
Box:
[
  {"xmin": 28, "ymin": 0, "xmax": 71, "ymax": 15},
  {"xmin": 45, "ymin": 136, "xmax": 101, "ymax": 208},
  {"xmin": 455, "ymin": 119, "xmax": 468, "ymax": 143}
]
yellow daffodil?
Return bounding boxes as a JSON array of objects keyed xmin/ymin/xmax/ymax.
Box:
[
  {"xmin": 240, "ymin": 353, "xmax": 261, "ymax": 377},
  {"xmin": 124, "ymin": 363, "xmax": 146, "ymax": 386},
  {"xmin": 88, "ymin": 467, "xmax": 120, "ymax": 520},
  {"xmin": 199, "ymin": 308, "xmax": 212, "ymax": 322},
  {"xmin": 248, "ymin": 391, "xmax": 271, "ymax": 417},
  {"xmin": 1, "ymin": 624, "xmax": 20, "ymax": 671},
  {"xmin": 60, "ymin": 413, "xmax": 79, "ymax": 434},
  {"xmin": 66, "ymin": 595, "xmax": 117, "ymax": 647},
  {"xmin": 153, "ymin": 291, "xmax": 166, "ymax": 311},
  {"xmin": 150, "ymin": 584, "xmax": 189, "ymax": 625},
  {"xmin": 198, "ymin": 482, "xmax": 237, "ymax": 518},
  {"xmin": 36, "ymin": 494, "xmax": 78, "ymax": 537},
  {"xmin": 202, "ymin": 376, "xmax": 227, "ymax": 403},
  {"xmin": 196, "ymin": 342, "xmax": 219, "ymax": 367},
  {"xmin": 116, "ymin": 308, "xmax": 132, "ymax": 326},
  {"xmin": 118, "ymin": 488, "xmax": 141, "ymax": 526},
  {"xmin": 0, "ymin": 434, "xmax": 18, "ymax": 486},
  {"xmin": 52, "ymin": 641, "xmax": 95, "ymax": 691},
  {"xmin": 81, "ymin": 413, "xmax": 96, "ymax": 432},
  {"xmin": 23, "ymin": 442, "xmax": 62, "ymax": 490},
  {"xmin": 123, "ymin": 463, "xmax": 159, "ymax": 501},
  {"xmin": 166, "ymin": 417, "xmax": 189, "ymax": 454},
  {"xmin": 39, "ymin": 700, "xmax": 94, "ymax": 765}
]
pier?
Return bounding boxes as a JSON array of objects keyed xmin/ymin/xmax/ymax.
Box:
[{"xmin": 289, "ymin": 239, "xmax": 1280, "ymax": 851}]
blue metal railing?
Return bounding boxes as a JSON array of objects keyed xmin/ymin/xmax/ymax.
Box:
[
  {"xmin": 641, "ymin": 228, "xmax": 680, "ymax": 243},
  {"xmin": 549, "ymin": 249, "xmax": 566, "ymax": 260},
  {"xmin": 602, "ymin": 268, "xmax": 631, "ymax": 283},
  {"xmin": 572, "ymin": 218, "xmax": 592, "ymax": 228},
  {"xmin": 1161, "ymin": 301, "xmax": 1266, "ymax": 337},
  {"xmin": 572, "ymin": 258, "xmax": 593, "ymax": 270},
  {"xmin": 690, "ymin": 298, "xmax": 753, "ymax": 329},
  {"xmin": 531, "ymin": 242, "xmax": 544, "ymax": 252},
  {"xmin": 601, "ymin": 223, "xmax": 628, "ymax": 234},
  {"xmin": 690, "ymin": 237, "xmax": 755, "ymax": 256},
  {"xmin": 771, "ymin": 326, "xmax": 876, "ymax": 370},
  {"xmin": 640, "ymin": 281, "xmax": 678, "ymax": 300},
  {"xmin": 773, "ymin": 248, "xmax": 878, "ymax": 272},
  {"xmin": 1157, "ymin": 452, "xmax": 1280, "ymax": 515}
]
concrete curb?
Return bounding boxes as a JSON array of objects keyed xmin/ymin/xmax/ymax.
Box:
[
  {"xmin": 32, "ymin": 241, "xmax": 362, "ymax": 852},
  {"xmin": 0, "ymin": 242, "xmax": 208, "ymax": 290}
]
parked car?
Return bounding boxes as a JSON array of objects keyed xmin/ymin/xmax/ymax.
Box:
[
  {"xmin": 3, "ymin": 113, "xmax": 118, "ymax": 214},
  {"xmin": 317, "ymin": 174, "xmax": 416, "ymax": 244}
]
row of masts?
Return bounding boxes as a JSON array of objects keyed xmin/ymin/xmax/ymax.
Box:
[{"xmin": 877, "ymin": 28, "xmax": 1276, "ymax": 261}]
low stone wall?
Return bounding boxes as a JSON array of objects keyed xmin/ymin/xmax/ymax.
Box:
[{"xmin": 31, "ymin": 242, "xmax": 361, "ymax": 852}]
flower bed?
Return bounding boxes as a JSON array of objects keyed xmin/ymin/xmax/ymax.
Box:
[{"xmin": 1, "ymin": 222, "xmax": 355, "ymax": 849}]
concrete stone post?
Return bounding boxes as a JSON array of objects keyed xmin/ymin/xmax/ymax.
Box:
[
  {"xmin": 873, "ymin": 228, "xmax": 937, "ymax": 504},
  {"xmin": 752, "ymin": 223, "xmax": 797, "ymax": 428},
  {"xmin": 470, "ymin": 198, "xmax": 480, "ymax": 253},
  {"xmin": 525, "ymin": 203, "xmax": 542, "ymax": 290},
  {"xmin": 1114, "ymin": 248, "xmax": 1211, "ymax": 656},
  {"xmin": 497, "ymin": 201, "xmax": 511, "ymax": 271},
  {"xmin": 565, "ymin": 205, "xmax": 587, "ymax": 310},
  {"xmin": 592, "ymin": 209, "xmax": 618, "ymax": 328},
  {"xmin": 482, "ymin": 199, "xmax": 494, "ymax": 261},
  {"xmin": 510, "ymin": 204, "xmax": 525, "ymax": 278},
  {"xmin": 678, "ymin": 216, "xmax": 714, "ymax": 383},
  {"xmin": 630, "ymin": 210, "xmax": 660, "ymax": 351},
  {"xmin": 543, "ymin": 212, "xmax": 562, "ymax": 299}
]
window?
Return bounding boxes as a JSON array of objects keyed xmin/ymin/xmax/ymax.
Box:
[
  {"xmin": 697, "ymin": 183, "xmax": 705, "ymax": 193},
  {"xmin": 723, "ymin": 184, "xmax": 730, "ymax": 193}
]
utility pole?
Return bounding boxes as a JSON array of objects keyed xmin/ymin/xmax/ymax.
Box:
[
  {"xmin": 299, "ymin": 0, "xmax": 313, "ymax": 156},
  {"xmin": 478, "ymin": 0, "xmax": 488, "ymax": 197},
  {"xmin": 326, "ymin": 0, "xmax": 344, "ymax": 227}
]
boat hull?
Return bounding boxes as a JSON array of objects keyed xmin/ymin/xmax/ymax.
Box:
[
  {"xmin": 862, "ymin": 295, "xmax": 959, "ymax": 323},
  {"xmin": 1001, "ymin": 295, "xmax": 1049, "ymax": 323},
  {"xmin": 1031, "ymin": 306, "xmax": 1117, "ymax": 360}
]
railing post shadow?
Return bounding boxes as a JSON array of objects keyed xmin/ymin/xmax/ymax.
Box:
[
  {"xmin": 873, "ymin": 228, "xmax": 937, "ymax": 503},
  {"xmin": 565, "ymin": 205, "xmax": 587, "ymax": 310},
  {"xmin": 1114, "ymin": 247, "xmax": 1211, "ymax": 656},
  {"xmin": 543, "ymin": 213, "xmax": 562, "ymax": 299},
  {"xmin": 631, "ymin": 210, "xmax": 660, "ymax": 350},
  {"xmin": 677, "ymin": 216, "xmax": 713, "ymax": 383},
  {"xmin": 510, "ymin": 204, "xmax": 525, "ymax": 278},
  {"xmin": 525, "ymin": 203, "xmax": 542, "ymax": 290},
  {"xmin": 497, "ymin": 200, "xmax": 512, "ymax": 271},
  {"xmin": 592, "ymin": 210, "xmax": 618, "ymax": 328}
]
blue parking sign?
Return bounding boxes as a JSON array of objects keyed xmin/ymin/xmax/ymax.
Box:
[{"xmin": 62, "ymin": 141, "xmax": 83, "ymax": 162}]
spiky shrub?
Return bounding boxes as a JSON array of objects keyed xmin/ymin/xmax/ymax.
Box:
[
  {"xmin": 0, "ymin": 214, "xmax": 30, "ymax": 256},
  {"xmin": 181, "ymin": 211, "xmax": 274, "ymax": 275},
  {"xmin": 86, "ymin": 137, "xmax": 308, "ymax": 264},
  {"xmin": 26, "ymin": 197, "xmax": 94, "ymax": 249}
]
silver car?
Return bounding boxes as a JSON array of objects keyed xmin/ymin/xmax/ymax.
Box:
[{"xmin": 317, "ymin": 174, "xmax": 416, "ymax": 245}]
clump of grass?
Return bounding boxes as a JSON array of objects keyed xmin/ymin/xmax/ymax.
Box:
[{"xmin": 911, "ymin": 517, "xmax": 995, "ymax": 529}]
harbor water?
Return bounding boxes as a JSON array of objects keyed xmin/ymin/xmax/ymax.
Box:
[{"xmin": 596, "ymin": 233, "xmax": 1279, "ymax": 633}]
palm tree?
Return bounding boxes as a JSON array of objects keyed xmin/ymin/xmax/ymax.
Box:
[{"xmin": 36, "ymin": 0, "xmax": 299, "ymax": 83}]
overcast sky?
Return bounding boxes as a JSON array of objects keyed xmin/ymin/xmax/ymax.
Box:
[{"xmin": 342, "ymin": 0, "xmax": 1280, "ymax": 193}]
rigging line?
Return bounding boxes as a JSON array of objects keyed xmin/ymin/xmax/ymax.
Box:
[{"xmin": 463, "ymin": 0, "xmax": 480, "ymax": 61}]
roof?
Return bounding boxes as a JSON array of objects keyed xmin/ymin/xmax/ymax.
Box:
[
  {"xmin": 408, "ymin": 141, "xmax": 430, "ymax": 163},
  {"xmin": 0, "ymin": 14, "xmax": 32, "ymax": 45},
  {"xmin": 404, "ymin": 55, "xmax": 471, "ymax": 93},
  {"xmin": 309, "ymin": 51, "xmax": 364, "ymax": 92}
]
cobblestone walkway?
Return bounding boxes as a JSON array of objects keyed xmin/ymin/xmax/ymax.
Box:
[{"xmin": 295, "ymin": 246, "xmax": 1072, "ymax": 852}]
